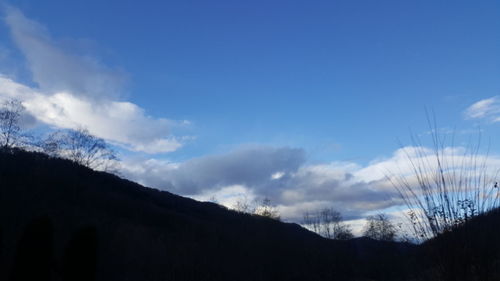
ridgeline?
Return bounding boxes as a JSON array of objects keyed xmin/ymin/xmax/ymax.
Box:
[{"xmin": 2, "ymin": 149, "xmax": 498, "ymax": 281}]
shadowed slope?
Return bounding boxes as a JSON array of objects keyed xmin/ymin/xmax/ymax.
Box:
[{"xmin": 0, "ymin": 149, "xmax": 414, "ymax": 281}]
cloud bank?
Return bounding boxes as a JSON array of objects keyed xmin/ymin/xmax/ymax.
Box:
[
  {"xmin": 0, "ymin": 7, "xmax": 183, "ymax": 153},
  {"xmin": 122, "ymin": 144, "xmax": 500, "ymax": 223},
  {"xmin": 121, "ymin": 146, "xmax": 404, "ymax": 221}
]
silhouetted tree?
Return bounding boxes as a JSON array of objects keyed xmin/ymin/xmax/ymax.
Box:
[
  {"xmin": 334, "ymin": 224, "xmax": 354, "ymax": 240},
  {"xmin": 40, "ymin": 131, "xmax": 62, "ymax": 157},
  {"xmin": 62, "ymin": 226, "xmax": 98, "ymax": 281},
  {"xmin": 232, "ymin": 197, "xmax": 280, "ymax": 220},
  {"xmin": 42, "ymin": 128, "xmax": 118, "ymax": 172},
  {"xmin": 9, "ymin": 217, "xmax": 54, "ymax": 281},
  {"xmin": 232, "ymin": 196, "xmax": 256, "ymax": 214},
  {"xmin": 0, "ymin": 99, "xmax": 25, "ymax": 148},
  {"xmin": 363, "ymin": 213, "xmax": 396, "ymax": 241},
  {"xmin": 254, "ymin": 198, "xmax": 280, "ymax": 220},
  {"xmin": 302, "ymin": 208, "xmax": 353, "ymax": 240},
  {"xmin": 303, "ymin": 210, "xmax": 321, "ymax": 234}
]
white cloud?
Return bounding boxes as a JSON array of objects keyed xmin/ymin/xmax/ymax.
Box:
[
  {"xmin": 191, "ymin": 184, "xmax": 257, "ymax": 208},
  {"xmin": 0, "ymin": 76, "xmax": 182, "ymax": 153},
  {"xmin": 271, "ymin": 171, "xmax": 285, "ymax": 180},
  {"xmin": 464, "ymin": 96, "xmax": 500, "ymax": 122},
  {"xmin": 0, "ymin": 7, "xmax": 185, "ymax": 153}
]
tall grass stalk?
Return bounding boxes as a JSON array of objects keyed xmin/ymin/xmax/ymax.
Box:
[{"xmin": 389, "ymin": 124, "xmax": 500, "ymax": 241}]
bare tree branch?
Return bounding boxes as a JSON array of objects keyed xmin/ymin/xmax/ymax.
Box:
[
  {"xmin": 42, "ymin": 128, "xmax": 119, "ymax": 173},
  {"xmin": 0, "ymin": 99, "xmax": 25, "ymax": 148}
]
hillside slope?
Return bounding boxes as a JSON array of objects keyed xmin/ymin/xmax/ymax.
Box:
[
  {"xmin": 415, "ymin": 207, "xmax": 500, "ymax": 281},
  {"xmin": 0, "ymin": 150, "xmax": 413, "ymax": 281}
]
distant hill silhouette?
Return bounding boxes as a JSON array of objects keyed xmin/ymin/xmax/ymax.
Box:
[{"xmin": 5, "ymin": 149, "xmax": 499, "ymax": 280}]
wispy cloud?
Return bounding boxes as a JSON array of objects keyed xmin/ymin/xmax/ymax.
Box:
[
  {"xmin": 5, "ymin": 6, "xmax": 125, "ymax": 100},
  {"xmin": 0, "ymin": 7, "xmax": 185, "ymax": 153},
  {"xmin": 464, "ymin": 96, "xmax": 500, "ymax": 122}
]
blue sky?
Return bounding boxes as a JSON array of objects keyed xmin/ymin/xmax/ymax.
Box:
[{"xmin": 1, "ymin": 1, "xmax": 499, "ymax": 228}]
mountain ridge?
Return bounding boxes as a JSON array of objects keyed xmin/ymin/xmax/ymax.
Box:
[{"xmin": 0, "ymin": 149, "xmax": 417, "ymax": 281}]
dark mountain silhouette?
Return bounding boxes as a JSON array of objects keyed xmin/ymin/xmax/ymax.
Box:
[{"xmin": 4, "ymin": 149, "xmax": 499, "ymax": 280}]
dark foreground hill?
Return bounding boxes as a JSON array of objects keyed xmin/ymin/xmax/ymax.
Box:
[
  {"xmin": 0, "ymin": 149, "xmax": 422, "ymax": 281},
  {"xmin": 415, "ymin": 207, "xmax": 500, "ymax": 281}
]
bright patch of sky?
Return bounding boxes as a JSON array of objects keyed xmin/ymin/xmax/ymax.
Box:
[{"xmin": 1, "ymin": 0, "xmax": 499, "ymax": 227}]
